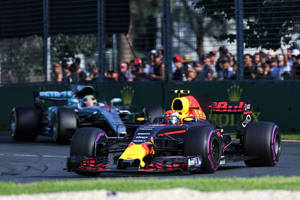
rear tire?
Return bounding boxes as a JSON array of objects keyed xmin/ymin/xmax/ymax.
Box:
[
  {"xmin": 53, "ymin": 108, "xmax": 77, "ymax": 145},
  {"xmin": 244, "ymin": 122, "xmax": 281, "ymax": 167},
  {"xmin": 10, "ymin": 107, "xmax": 40, "ymax": 141},
  {"xmin": 70, "ymin": 127, "xmax": 107, "ymax": 176},
  {"xmin": 184, "ymin": 126, "xmax": 222, "ymax": 173},
  {"xmin": 145, "ymin": 106, "xmax": 163, "ymax": 123}
]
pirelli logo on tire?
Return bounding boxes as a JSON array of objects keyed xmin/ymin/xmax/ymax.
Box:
[{"xmin": 188, "ymin": 157, "xmax": 202, "ymax": 168}]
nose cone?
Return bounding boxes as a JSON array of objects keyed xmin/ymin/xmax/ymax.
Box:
[{"xmin": 119, "ymin": 142, "xmax": 153, "ymax": 167}]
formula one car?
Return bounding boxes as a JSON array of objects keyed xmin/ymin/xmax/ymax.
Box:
[
  {"xmin": 67, "ymin": 90, "xmax": 281, "ymax": 175},
  {"xmin": 10, "ymin": 85, "xmax": 134, "ymax": 144}
]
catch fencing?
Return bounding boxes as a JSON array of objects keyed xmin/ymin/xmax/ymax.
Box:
[{"xmin": 0, "ymin": 0, "xmax": 299, "ymax": 84}]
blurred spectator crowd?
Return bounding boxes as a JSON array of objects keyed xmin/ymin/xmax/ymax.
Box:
[{"xmin": 51, "ymin": 46, "xmax": 300, "ymax": 83}]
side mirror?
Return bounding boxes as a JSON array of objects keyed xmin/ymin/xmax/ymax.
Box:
[
  {"xmin": 110, "ymin": 98, "xmax": 122, "ymax": 106},
  {"xmin": 68, "ymin": 98, "xmax": 79, "ymax": 104}
]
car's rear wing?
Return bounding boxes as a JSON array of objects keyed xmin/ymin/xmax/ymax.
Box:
[{"xmin": 209, "ymin": 101, "xmax": 252, "ymax": 115}]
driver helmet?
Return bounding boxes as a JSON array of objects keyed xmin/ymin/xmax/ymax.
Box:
[
  {"xmin": 163, "ymin": 110, "xmax": 180, "ymax": 125},
  {"xmin": 82, "ymin": 95, "xmax": 97, "ymax": 107}
]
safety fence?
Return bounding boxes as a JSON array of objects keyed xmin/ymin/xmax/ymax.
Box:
[{"xmin": 0, "ymin": 0, "xmax": 299, "ymax": 84}]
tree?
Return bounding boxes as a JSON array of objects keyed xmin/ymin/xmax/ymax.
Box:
[
  {"xmin": 171, "ymin": 0, "xmax": 232, "ymax": 59},
  {"xmin": 0, "ymin": 34, "xmax": 97, "ymax": 83},
  {"xmin": 195, "ymin": 0, "xmax": 300, "ymax": 50},
  {"xmin": 119, "ymin": 0, "xmax": 230, "ymax": 62},
  {"xmin": 0, "ymin": 36, "xmax": 43, "ymax": 83},
  {"xmin": 129, "ymin": 0, "xmax": 161, "ymax": 57},
  {"xmin": 107, "ymin": 0, "xmax": 160, "ymax": 64},
  {"xmin": 51, "ymin": 34, "xmax": 97, "ymax": 64},
  {"xmin": 120, "ymin": 0, "xmax": 233, "ymax": 61}
]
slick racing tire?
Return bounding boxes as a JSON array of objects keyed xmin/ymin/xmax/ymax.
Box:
[
  {"xmin": 244, "ymin": 122, "xmax": 281, "ymax": 167},
  {"xmin": 10, "ymin": 106, "xmax": 40, "ymax": 141},
  {"xmin": 184, "ymin": 126, "xmax": 222, "ymax": 173},
  {"xmin": 145, "ymin": 105, "xmax": 163, "ymax": 123},
  {"xmin": 70, "ymin": 127, "xmax": 108, "ymax": 176},
  {"xmin": 53, "ymin": 108, "xmax": 77, "ymax": 145}
]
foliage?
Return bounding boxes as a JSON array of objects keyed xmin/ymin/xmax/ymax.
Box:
[
  {"xmin": 171, "ymin": 0, "xmax": 232, "ymax": 58},
  {"xmin": 130, "ymin": 0, "xmax": 161, "ymax": 55},
  {"xmin": 195, "ymin": 0, "xmax": 300, "ymax": 50},
  {"xmin": 51, "ymin": 34, "xmax": 97, "ymax": 64},
  {"xmin": 0, "ymin": 36, "xmax": 43, "ymax": 83},
  {"xmin": 0, "ymin": 34, "xmax": 97, "ymax": 83},
  {"xmin": 281, "ymin": 133, "xmax": 300, "ymax": 140}
]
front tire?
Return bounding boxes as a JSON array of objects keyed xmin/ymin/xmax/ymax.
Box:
[
  {"xmin": 244, "ymin": 122, "xmax": 281, "ymax": 167},
  {"xmin": 70, "ymin": 127, "xmax": 107, "ymax": 176},
  {"xmin": 53, "ymin": 108, "xmax": 77, "ymax": 145},
  {"xmin": 184, "ymin": 126, "xmax": 222, "ymax": 173},
  {"xmin": 10, "ymin": 107, "xmax": 40, "ymax": 141}
]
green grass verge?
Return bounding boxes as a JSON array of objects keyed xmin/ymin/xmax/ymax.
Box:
[
  {"xmin": 229, "ymin": 132, "xmax": 300, "ymax": 141},
  {"xmin": 281, "ymin": 133, "xmax": 300, "ymax": 140},
  {"xmin": 0, "ymin": 177, "xmax": 300, "ymax": 195}
]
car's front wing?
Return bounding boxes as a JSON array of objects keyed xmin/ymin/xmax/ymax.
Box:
[{"xmin": 67, "ymin": 155, "xmax": 202, "ymax": 173}]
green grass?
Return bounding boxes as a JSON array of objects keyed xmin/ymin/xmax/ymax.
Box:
[
  {"xmin": 229, "ymin": 132, "xmax": 300, "ymax": 141},
  {"xmin": 281, "ymin": 133, "xmax": 300, "ymax": 140},
  {"xmin": 0, "ymin": 177, "xmax": 300, "ymax": 195}
]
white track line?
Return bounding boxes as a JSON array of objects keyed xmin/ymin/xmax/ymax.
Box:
[
  {"xmin": 13, "ymin": 154, "xmax": 38, "ymax": 157},
  {"xmin": 43, "ymin": 155, "xmax": 67, "ymax": 158},
  {"xmin": 0, "ymin": 153, "xmax": 67, "ymax": 158}
]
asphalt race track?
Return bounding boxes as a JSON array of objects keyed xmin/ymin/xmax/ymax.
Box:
[{"xmin": 0, "ymin": 132, "xmax": 300, "ymax": 183}]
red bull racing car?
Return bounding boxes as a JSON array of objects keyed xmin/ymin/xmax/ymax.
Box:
[{"xmin": 67, "ymin": 90, "xmax": 281, "ymax": 175}]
